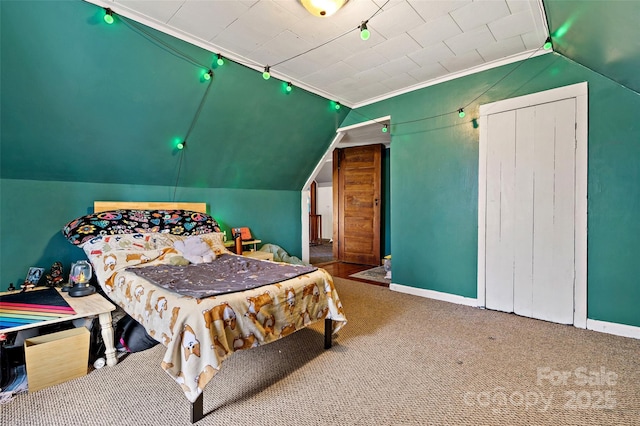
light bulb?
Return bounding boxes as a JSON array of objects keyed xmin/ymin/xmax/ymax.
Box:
[
  {"xmin": 104, "ymin": 8, "xmax": 114, "ymax": 24},
  {"xmin": 382, "ymin": 124, "xmax": 388, "ymax": 133},
  {"xmin": 216, "ymin": 54, "xmax": 224, "ymax": 66},
  {"xmin": 543, "ymin": 37, "xmax": 552, "ymax": 50},
  {"xmin": 203, "ymin": 70, "xmax": 212, "ymax": 81},
  {"xmin": 458, "ymin": 109, "xmax": 466, "ymax": 118},
  {"xmin": 176, "ymin": 141, "xmax": 185, "ymax": 150},
  {"xmin": 334, "ymin": 102, "xmax": 341, "ymax": 110},
  {"xmin": 286, "ymin": 82, "xmax": 293, "ymax": 92},
  {"xmin": 263, "ymin": 66, "xmax": 271, "ymax": 80},
  {"xmin": 360, "ymin": 23, "xmax": 370, "ymax": 41}
]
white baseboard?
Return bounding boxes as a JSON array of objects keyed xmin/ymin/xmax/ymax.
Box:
[
  {"xmin": 389, "ymin": 284, "xmax": 640, "ymax": 340},
  {"xmin": 389, "ymin": 283, "xmax": 478, "ymax": 307},
  {"xmin": 587, "ymin": 319, "xmax": 640, "ymax": 340}
]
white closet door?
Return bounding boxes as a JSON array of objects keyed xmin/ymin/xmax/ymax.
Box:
[
  {"xmin": 485, "ymin": 111, "xmax": 516, "ymax": 312},
  {"xmin": 529, "ymin": 99, "xmax": 576, "ymax": 324},
  {"xmin": 484, "ymin": 98, "xmax": 576, "ymax": 324}
]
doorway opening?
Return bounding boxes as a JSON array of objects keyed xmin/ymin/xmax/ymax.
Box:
[{"xmin": 302, "ymin": 116, "xmax": 391, "ymax": 283}]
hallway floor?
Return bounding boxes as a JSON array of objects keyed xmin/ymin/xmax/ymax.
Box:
[{"xmin": 310, "ymin": 239, "xmax": 388, "ymax": 287}]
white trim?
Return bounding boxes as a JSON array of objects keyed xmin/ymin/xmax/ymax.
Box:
[
  {"xmin": 587, "ymin": 319, "xmax": 640, "ymax": 340},
  {"xmin": 300, "ymin": 132, "xmax": 343, "ymax": 263},
  {"xmin": 478, "ymin": 82, "xmax": 588, "ymax": 328},
  {"xmin": 303, "ymin": 132, "xmax": 345, "ymax": 192},
  {"xmin": 301, "ymin": 189, "xmax": 310, "ymax": 263},
  {"xmin": 389, "ymin": 283, "xmax": 479, "ymax": 307},
  {"xmin": 336, "ymin": 116, "xmax": 391, "ymax": 133},
  {"xmin": 573, "ymin": 84, "xmax": 589, "ymax": 329},
  {"xmin": 479, "ymin": 82, "xmax": 588, "ymax": 116}
]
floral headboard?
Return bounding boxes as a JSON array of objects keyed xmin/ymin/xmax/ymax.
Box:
[{"xmin": 62, "ymin": 209, "xmax": 221, "ymax": 246}]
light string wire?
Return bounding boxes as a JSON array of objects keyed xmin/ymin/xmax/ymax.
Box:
[
  {"xmin": 113, "ymin": 0, "xmax": 391, "ymax": 89},
  {"xmin": 114, "ymin": 8, "xmax": 563, "ymax": 149},
  {"xmin": 271, "ymin": 0, "xmax": 391, "ymax": 68},
  {"xmin": 115, "ymin": 15, "xmax": 215, "ymax": 200},
  {"xmin": 172, "ymin": 148, "xmax": 185, "ymax": 202},
  {"xmin": 172, "ymin": 79, "xmax": 214, "ymax": 201},
  {"xmin": 119, "ymin": 16, "xmax": 210, "ymax": 70}
]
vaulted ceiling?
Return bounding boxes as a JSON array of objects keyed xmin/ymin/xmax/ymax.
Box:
[
  {"xmin": 85, "ymin": 0, "xmax": 552, "ymax": 107},
  {"xmin": 544, "ymin": 0, "xmax": 640, "ymax": 94}
]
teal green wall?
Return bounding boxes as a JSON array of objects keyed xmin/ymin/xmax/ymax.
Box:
[
  {"xmin": 0, "ymin": 1, "xmax": 349, "ymax": 190},
  {"xmin": 0, "ymin": 179, "xmax": 301, "ymax": 291},
  {"xmin": 346, "ymin": 53, "xmax": 640, "ymax": 328},
  {"xmin": 0, "ymin": 0, "xmax": 345, "ymax": 291}
]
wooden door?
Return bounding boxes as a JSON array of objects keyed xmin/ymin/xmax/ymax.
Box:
[{"xmin": 333, "ymin": 144, "xmax": 382, "ymax": 266}]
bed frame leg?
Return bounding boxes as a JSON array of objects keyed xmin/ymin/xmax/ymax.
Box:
[
  {"xmin": 324, "ymin": 318, "xmax": 332, "ymax": 349},
  {"xmin": 191, "ymin": 392, "xmax": 204, "ymax": 423}
]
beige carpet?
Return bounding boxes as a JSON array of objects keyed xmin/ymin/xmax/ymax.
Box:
[{"xmin": 1, "ymin": 278, "xmax": 639, "ymax": 426}]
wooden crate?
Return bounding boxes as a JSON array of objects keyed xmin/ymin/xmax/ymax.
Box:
[{"xmin": 24, "ymin": 327, "xmax": 90, "ymax": 392}]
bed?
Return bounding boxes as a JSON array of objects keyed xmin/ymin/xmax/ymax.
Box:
[{"xmin": 62, "ymin": 202, "xmax": 347, "ymax": 423}]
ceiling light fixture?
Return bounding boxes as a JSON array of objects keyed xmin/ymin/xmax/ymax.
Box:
[
  {"xmin": 103, "ymin": 8, "xmax": 114, "ymax": 24},
  {"xmin": 360, "ymin": 21, "xmax": 370, "ymax": 41},
  {"xmin": 263, "ymin": 66, "xmax": 271, "ymax": 80},
  {"xmin": 543, "ymin": 37, "xmax": 553, "ymax": 50},
  {"xmin": 300, "ymin": 0, "xmax": 349, "ymax": 17}
]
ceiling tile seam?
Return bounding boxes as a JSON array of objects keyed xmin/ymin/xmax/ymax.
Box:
[
  {"xmin": 403, "ymin": 0, "xmax": 428, "ymax": 27},
  {"xmin": 477, "ymin": 25, "xmax": 501, "ymax": 63},
  {"xmin": 442, "ymin": 23, "xmax": 497, "ymax": 59},
  {"xmin": 165, "ymin": 0, "xmax": 186, "ymax": 25}
]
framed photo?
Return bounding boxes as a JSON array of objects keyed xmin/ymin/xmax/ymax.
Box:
[{"xmin": 25, "ymin": 267, "xmax": 45, "ymax": 285}]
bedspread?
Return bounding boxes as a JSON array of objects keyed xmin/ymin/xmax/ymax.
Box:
[
  {"xmin": 85, "ymin": 246, "xmax": 347, "ymax": 403},
  {"xmin": 127, "ymin": 254, "xmax": 318, "ymax": 298}
]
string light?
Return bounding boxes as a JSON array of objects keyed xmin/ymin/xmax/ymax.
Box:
[
  {"xmin": 203, "ymin": 69, "xmax": 213, "ymax": 81},
  {"xmin": 103, "ymin": 8, "xmax": 114, "ymax": 24},
  {"xmin": 112, "ymin": 2, "xmax": 556, "ymax": 140},
  {"xmin": 176, "ymin": 140, "xmax": 186, "ymax": 150},
  {"xmin": 286, "ymin": 82, "xmax": 293, "ymax": 93},
  {"xmin": 216, "ymin": 54, "xmax": 224, "ymax": 66},
  {"xmin": 360, "ymin": 22, "xmax": 370, "ymax": 41}
]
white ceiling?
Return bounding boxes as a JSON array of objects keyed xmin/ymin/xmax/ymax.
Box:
[{"xmin": 87, "ymin": 0, "xmax": 550, "ymax": 108}]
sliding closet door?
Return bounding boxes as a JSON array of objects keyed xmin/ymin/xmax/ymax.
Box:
[{"xmin": 483, "ymin": 98, "xmax": 577, "ymax": 324}]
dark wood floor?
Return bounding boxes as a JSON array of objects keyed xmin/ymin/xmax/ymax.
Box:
[{"xmin": 313, "ymin": 261, "xmax": 389, "ymax": 288}]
